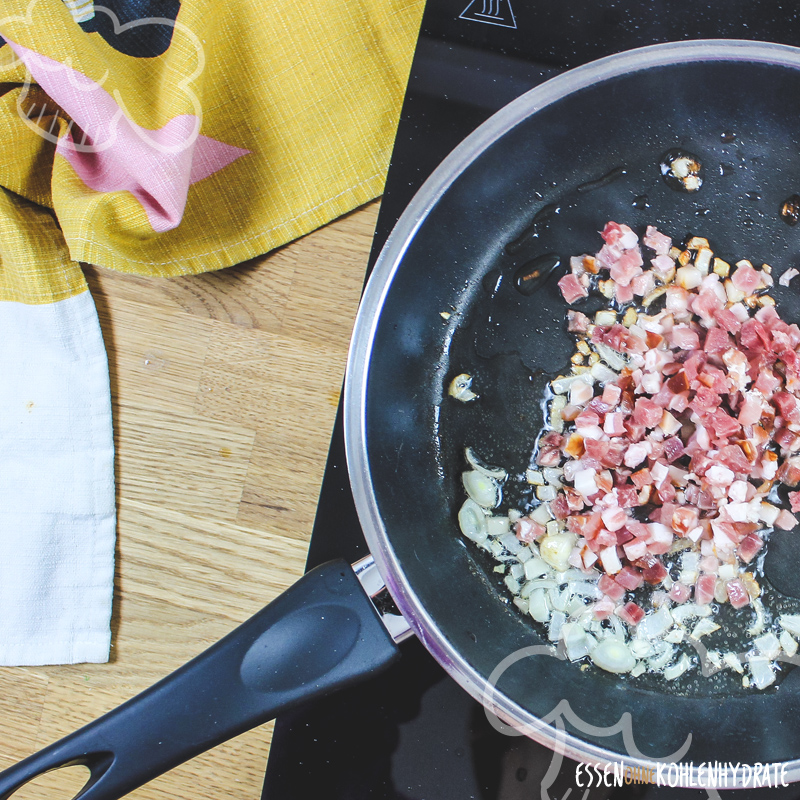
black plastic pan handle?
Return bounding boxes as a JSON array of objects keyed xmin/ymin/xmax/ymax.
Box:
[{"xmin": 0, "ymin": 559, "xmax": 401, "ymax": 800}]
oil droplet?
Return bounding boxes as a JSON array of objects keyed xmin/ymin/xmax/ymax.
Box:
[
  {"xmin": 721, "ymin": 131, "xmax": 737, "ymax": 143},
  {"xmin": 719, "ymin": 162, "xmax": 734, "ymax": 177},
  {"xmin": 219, "ymin": 446, "xmax": 232, "ymax": 458},
  {"xmin": 694, "ymin": 208, "xmax": 710, "ymax": 217},
  {"xmin": 514, "ymin": 253, "xmax": 561, "ymax": 296},
  {"xmin": 742, "ymin": 216, "xmax": 755, "ymax": 228},
  {"xmin": 745, "ymin": 191, "xmax": 762, "ymax": 202},
  {"xmin": 632, "ymin": 194, "xmax": 650, "ymax": 210}
]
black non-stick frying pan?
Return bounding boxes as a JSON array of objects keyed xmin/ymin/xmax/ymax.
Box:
[{"xmin": 5, "ymin": 40, "xmax": 800, "ymax": 799}]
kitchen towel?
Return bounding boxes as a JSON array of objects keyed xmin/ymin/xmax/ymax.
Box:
[{"xmin": 0, "ymin": 0, "xmax": 424, "ymax": 665}]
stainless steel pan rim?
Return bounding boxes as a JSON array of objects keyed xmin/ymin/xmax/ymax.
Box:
[{"xmin": 344, "ymin": 38, "xmax": 800, "ymax": 788}]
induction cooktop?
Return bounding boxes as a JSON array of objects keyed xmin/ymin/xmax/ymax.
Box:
[{"xmin": 262, "ymin": 2, "xmax": 800, "ymax": 798}]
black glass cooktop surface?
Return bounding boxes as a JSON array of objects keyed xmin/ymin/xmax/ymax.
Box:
[{"xmin": 263, "ymin": 2, "xmax": 800, "ymax": 798}]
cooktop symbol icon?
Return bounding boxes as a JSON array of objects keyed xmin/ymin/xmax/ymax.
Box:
[{"xmin": 459, "ymin": 0, "xmax": 517, "ymax": 28}]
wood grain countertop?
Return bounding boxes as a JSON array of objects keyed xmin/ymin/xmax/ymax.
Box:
[{"xmin": 0, "ymin": 199, "xmax": 380, "ymax": 800}]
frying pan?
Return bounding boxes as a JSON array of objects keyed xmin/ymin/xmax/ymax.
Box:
[{"xmin": 4, "ymin": 39, "xmax": 800, "ymax": 798}]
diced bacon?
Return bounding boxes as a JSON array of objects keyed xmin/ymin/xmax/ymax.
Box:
[
  {"xmin": 558, "ymin": 273, "xmax": 588, "ymax": 304},
  {"xmin": 669, "ymin": 582, "xmax": 691, "ymax": 603},
  {"xmin": 643, "ymin": 225, "xmax": 671, "ymax": 255},
  {"xmin": 610, "ymin": 248, "xmax": 644, "ymax": 287},
  {"xmin": 599, "ymin": 545, "xmax": 623, "ymax": 574},
  {"xmin": 775, "ymin": 509, "xmax": 798, "ymax": 531},
  {"xmin": 695, "ymin": 574, "xmax": 717, "ymax": 605},
  {"xmin": 738, "ymin": 391, "xmax": 763, "ymax": 426},
  {"xmin": 716, "ymin": 307, "xmax": 742, "ymax": 334},
  {"xmin": 616, "ymin": 486, "xmax": 639, "ymax": 508},
  {"xmin": 630, "ymin": 468, "xmax": 652, "ymax": 489},
  {"xmin": 774, "ymin": 391, "xmax": 800, "ymax": 424},
  {"xmin": 615, "ymin": 565, "xmax": 644, "ymax": 590},
  {"xmin": 536, "ymin": 447, "xmax": 561, "ymax": 467},
  {"xmin": 739, "ymin": 318, "xmax": 771, "ymax": 354},
  {"xmin": 631, "ymin": 270, "xmax": 655, "ymax": 297},
  {"xmin": 632, "ymin": 397, "xmax": 664, "ymax": 428},
  {"xmin": 550, "ymin": 494, "xmax": 570, "ymax": 520},
  {"xmin": 622, "ymin": 538, "xmax": 648, "ymax": 561},
  {"xmin": 666, "ymin": 286, "xmax": 691, "ymax": 315},
  {"xmin": 601, "ymin": 383, "xmax": 622, "ymax": 406},
  {"xmin": 779, "ymin": 267, "xmax": 800, "ymax": 287},
  {"xmin": 603, "ymin": 412, "xmax": 626, "ymax": 437},
  {"xmin": 672, "ymin": 506, "xmax": 699, "ymax": 537},
  {"xmin": 641, "ymin": 560, "xmax": 668, "ymax": 584},
  {"xmin": 704, "ymin": 326, "xmax": 732, "ymax": 355},
  {"xmin": 598, "ymin": 573, "xmax": 626, "ymax": 601},
  {"xmin": 616, "ymin": 601, "xmax": 645, "ymax": 626},
  {"xmin": 717, "ymin": 444, "xmax": 754, "ymax": 474},
  {"xmin": 737, "ymin": 533, "xmax": 763, "ymax": 564},
  {"xmin": 725, "ymin": 578, "xmax": 750, "ymax": 609},
  {"xmin": 601, "ymin": 221, "xmax": 638, "ymax": 249},
  {"xmin": 567, "ymin": 310, "xmax": 590, "ymax": 332},
  {"xmin": 669, "ymin": 324, "xmax": 700, "ymax": 351},
  {"xmin": 662, "ymin": 437, "xmax": 685, "ymax": 463},
  {"xmin": 615, "ymin": 282, "xmax": 635, "ymax": 305},
  {"xmin": 601, "ymin": 506, "xmax": 628, "ymax": 532},
  {"xmin": 731, "ymin": 262, "xmax": 763, "ymax": 294},
  {"xmin": 592, "ymin": 598, "xmax": 616, "ymax": 620},
  {"xmin": 708, "ymin": 408, "xmax": 741, "ymax": 439},
  {"xmin": 692, "ymin": 286, "xmax": 724, "ymax": 322},
  {"xmin": 779, "ymin": 456, "xmax": 800, "ymax": 487},
  {"xmin": 651, "ymin": 254, "xmax": 676, "ymax": 278},
  {"xmin": 515, "ymin": 517, "xmax": 546, "ymax": 543},
  {"xmin": 511, "ymin": 221, "xmax": 800, "ymax": 655},
  {"xmin": 596, "ymin": 242, "xmax": 624, "ymax": 268}
]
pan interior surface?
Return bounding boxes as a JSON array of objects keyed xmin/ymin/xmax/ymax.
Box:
[{"xmin": 353, "ymin": 43, "xmax": 800, "ymax": 774}]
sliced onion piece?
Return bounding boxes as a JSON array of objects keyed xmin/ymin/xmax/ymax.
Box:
[
  {"xmin": 590, "ymin": 638, "xmax": 636, "ymax": 674},
  {"xmin": 464, "ymin": 447, "xmax": 507, "ymax": 481},
  {"xmin": 458, "ymin": 498, "xmax": 488, "ymax": 543},
  {"xmin": 462, "ymin": 470, "xmax": 502, "ymax": 509}
]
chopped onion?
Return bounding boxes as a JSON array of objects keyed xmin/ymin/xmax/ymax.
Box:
[
  {"xmin": 540, "ymin": 532, "xmax": 576, "ymax": 572},
  {"xmin": 664, "ymin": 653, "xmax": 692, "ymax": 681},
  {"xmin": 754, "ymin": 632, "xmax": 781, "ymax": 660},
  {"xmin": 780, "ymin": 614, "xmax": 800, "ymax": 637},
  {"xmin": 528, "ymin": 588, "xmax": 550, "ymax": 622},
  {"xmin": 449, "ymin": 373, "xmax": 478, "ymax": 402},
  {"xmin": 747, "ymin": 655, "xmax": 776, "ymax": 690}
]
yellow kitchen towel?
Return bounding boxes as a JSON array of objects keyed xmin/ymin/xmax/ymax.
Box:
[{"xmin": 0, "ymin": 0, "xmax": 424, "ymax": 664}]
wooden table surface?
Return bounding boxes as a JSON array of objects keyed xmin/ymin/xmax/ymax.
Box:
[{"xmin": 0, "ymin": 200, "xmax": 380, "ymax": 800}]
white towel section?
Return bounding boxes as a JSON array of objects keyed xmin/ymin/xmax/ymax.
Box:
[{"xmin": 0, "ymin": 290, "xmax": 115, "ymax": 665}]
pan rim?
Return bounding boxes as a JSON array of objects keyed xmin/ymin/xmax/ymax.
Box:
[{"xmin": 344, "ymin": 38, "xmax": 800, "ymax": 787}]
